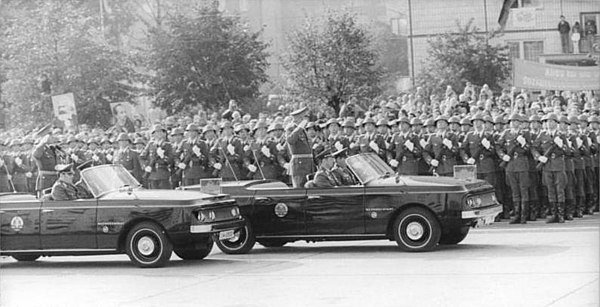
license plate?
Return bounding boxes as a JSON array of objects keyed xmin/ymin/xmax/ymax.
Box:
[
  {"xmin": 477, "ymin": 215, "xmax": 495, "ymax": 226},
  {"xmin": 219, "ymin": 230, "xmax": 235, "ymax": 240}
]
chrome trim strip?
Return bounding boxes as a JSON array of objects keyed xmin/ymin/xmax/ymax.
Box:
[
  {"xmin": 1, "ymin": 208, "xmax": 40, "ymax": 211},
  {"xmin": 461, "ymin": 205, "xmax": 503, "ymax": 219},
  {"xmin": 257, "ymin": 234, "xmax": 388, "ymax": 239},
  {"xmin": 2, "ymin": 248, "xmax": 116, "ymax": 253},
  {"xmin": 190, "ymin": 225, "xmax": 212, "ymax": 233}
]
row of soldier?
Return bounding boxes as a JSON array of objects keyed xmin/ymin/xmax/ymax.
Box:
[{"xmin": 0, "ymin": 110, "xmax": 598, "ymax": 224}]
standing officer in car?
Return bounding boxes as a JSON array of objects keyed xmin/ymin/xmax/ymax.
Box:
[
  {"xmin": 33, "ymin": 125, "xmax": 66, "ymax": 197},
  {"xmin": 286, "ymin": 107, "xmax": 315, "ymax": 188}
]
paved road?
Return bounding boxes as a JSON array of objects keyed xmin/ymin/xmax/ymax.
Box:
[{"xmin": 1, "ymin": 215, "xmax": 598, "ymax": 307}]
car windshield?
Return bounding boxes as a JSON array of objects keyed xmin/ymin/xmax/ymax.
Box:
[
  {"xmin": 346, "ymin": 153, "xmax": 394, "ymax": 184},
  {"xmin": 81, "ymin": 164, "xmax": 141, "ymax": 197}
]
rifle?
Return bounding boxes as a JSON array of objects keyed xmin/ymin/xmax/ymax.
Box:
[
  {"xmin": 499, "ymin": 142, "xmax": 518, "ymax": 168},
  {"xmin": 536, "ymin": 143, "xmax": 558, "ymax": 171},
  {"xmin": 1, "ymin": 159, "xmax": 16, "ymax": 193},
  {"xmin": 218, "ymin": 141, "xmax": 239, "ymax": 181}
]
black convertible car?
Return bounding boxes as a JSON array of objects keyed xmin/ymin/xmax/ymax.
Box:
[
  {"xmin": 184, "ymin": 153, "xmax": 502, "ymax": 254},
  {"xmin": 0, "ymin": 165, "xmax": 244, "ymax": 268}
]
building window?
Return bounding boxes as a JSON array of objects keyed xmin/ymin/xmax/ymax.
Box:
[
  {"xmin": 508, "ymin": 42, "xmax": 520, "ymax": 59},
  {"xmin": 524, "ymin": 41, "xmax": 543, "ymax": 61}
]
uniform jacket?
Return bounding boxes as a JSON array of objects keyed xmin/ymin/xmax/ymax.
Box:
[
  {"xmin": 140, "ymin": 140, "xmax": 174, "ymax": 180},
  {"xmin": 496, "ymin": 129, "xmax": 532, "ymax": 173},
  {"xmin": 286, "ymin": 126, "xmax": 314, "ymax": 177},
  {"xmin": 460, "ymin": 130, "xmax": 497, "ymax": 174},
  {"xmin": 531, "ymin": 130, "xmax": 571, "ymax": 172},
  {"xmin": 423, "ymin": 130, "xmax": 460, "ymax": 175}
]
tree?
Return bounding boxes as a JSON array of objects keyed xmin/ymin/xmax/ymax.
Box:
[
  {"xmin": 416, "ymin": 19, "xmax": 510, "ymax": 97},
  {"xmin": 0, "ymin": 0, "xmax": 135, "ymax": 129},
  {"xmin": 145, "ymin": 4, "xmax": 269, "ymax": 113},
  {"xmin": 282, "ymin": 11, "xmax": 383, "ymax": 115}
]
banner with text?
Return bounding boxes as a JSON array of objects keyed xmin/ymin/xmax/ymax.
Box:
[{"xmin": 513, "ymin": 59, "xmax": 600, "ymax": 91}]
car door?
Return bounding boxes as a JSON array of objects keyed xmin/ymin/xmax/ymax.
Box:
[
  {"xmin": 305, "ymin": 186, "xmax": 365, "ymax": 235},
  {"xmin": 251, "ymin": 188, "xmax": 306, "ymax": 236},
  {"xmin": 0, "ymin": 196, "xmax": 41, "ymax": 250},
  {"xmin": 40, "ymin": 199, "xmax": 97, "ymax": 250}
]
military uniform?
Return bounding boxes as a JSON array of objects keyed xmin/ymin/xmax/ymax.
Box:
[
  {"xmin": 423, "ymin": 122, "xmax": 460, "ymax": 177},
  {"xmin": 51, "ymin": 179, "xmax": 79, "ymax": 201},
  {"xmin": 177, "ymin": 133, "xmax": 212, "ymax": 186},
  {"xmin": 460, "ymin": 129, "xmax": 497, "ymax": 185},
  {"xmin": 312, "ymin": 166, "xmax": 340, "ymax": 188},
  {"xmin": 496, "ymin": 115, "xmax": 531, "ymax": 224},
  {"xmin": 391, "ymin": 127, "xmax": 422, "ymax": 175},
  {"xmin": 140, "ymin": 125, "xmax": 174, "ymax": 189},
  {"xmin": 32, "ymin": 140, "xmax": 64, "ymax": 195},
  {"xmin": 286, "ymin": 122, "xmax": 314, "ymax": 188},
  {"xmin": 212, "ymin": 134, "xmax": 244, "ymax": 181}
]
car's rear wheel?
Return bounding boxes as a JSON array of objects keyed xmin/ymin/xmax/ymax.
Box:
[
  {"xmin": 215, "ymin": 222, "xmax": 255, "ymax": 254},
  {"xmin": 257, "ymin": 239, "xmax": 287, "ymax": 248},
  {"xmin": 125, "ymin": 222, "xmax": 172, "ymax": 268},
  {"xmin": 174, "ymin": 239, "xmax": 214, "ymax": 260},
  {"xmin": 438, "ymin": 226, "xmax": 469, "ymax": 245},
  {"xmin": 12, "ymin": 254, "xmax": 40, "ymax": 262},
  {"xmin": 393, "ymin": 207, "xmax": 441, "ymax": 252}
]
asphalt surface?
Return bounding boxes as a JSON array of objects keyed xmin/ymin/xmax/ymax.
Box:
[{"xmin": 1, "ymin": 214, "xmax": 598, "ymax": 307}]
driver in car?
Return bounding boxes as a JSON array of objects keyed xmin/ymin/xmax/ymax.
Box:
[
  {"xmin": 331, "ymin": 148, "xmax": 357, "ymax": 185},
  {"xmin": 51, "ymin": 164, "xmax": 79, "ymax": 201},
  {"xmin": 312, "ymin": 149, "xmax": 340, "ymax": 188}
]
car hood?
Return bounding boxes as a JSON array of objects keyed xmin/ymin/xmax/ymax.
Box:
[
  {"xmin": 367, "ymin": 175, "xmax": 491, "ymax": 193},
  {"xmin": 101, "ymin": 188, "xmax": 229, "ymax": 202}
]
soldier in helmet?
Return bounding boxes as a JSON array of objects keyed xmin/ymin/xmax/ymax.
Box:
[
  {"xmin": 32, "ymin": 125, "xmax": 67, "ymax": 197},
  {"xmin": 423, "ymin": 116, "xmax": 460, "ymax": 176},
  {"xmin": 567, "ymin": 116, "xmax": 587, "ymax": 218},
  {"xmin": 460, "ymin": 113, "xmax": 497, "ymax": 186},
  {"xmin": 528, "ymin": 115, "xmax": 545, "ymax": 219},
  {"xmin": 140, "ymin": 124, "xmax": 174, "ymax": 189},
  {"xmin": 496, "ymin": 114, "xmax": 531, "ymax": 224},
  {"xmin": 358, "ymin": 117, "xmax": 387, "ymax": 162},
  {"xmin": 113, "ymin": 133, "xmax": 143, "ymax": 183},
  {"xmin": 169, "ymin": 127, "xmax": 185, "ymax": 188},
  {"xmin": 531, "ymin": 113, "xmax": 572, "ymax": 223},
  {"xmin": 588, "ymin": 115, "xmax": 599, "ymax": 212},
  {"xmin": 176, "ymin": 124, "xmax": 212, "ymax": 186},
  {"xmin": 211, "ymin": 121, "xmax": 244, "ymax": 181},
  {"xmin": 390, "ymin": 116, "xmax": 422, "ymax": 175},
  {"xmin": 558, "ymin": 116, "xmax": 576, "ymax": 220},
  {"xmin": 579, "ymin": 114, "xmax": 598, "ymax": 214}
]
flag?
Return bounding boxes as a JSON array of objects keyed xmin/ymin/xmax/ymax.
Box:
[{"xmin": 498, "ymin": 0, "xmax": 516, "ymax": 29}]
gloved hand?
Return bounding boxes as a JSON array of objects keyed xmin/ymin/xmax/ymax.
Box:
[
  {"xmin": 553, "ymin": 136, "xmax": 563, "ymax": 147},
  {"xmin": 243, "ymin": 145, "xmax": 250, "ymax": 152},
  {"xmin": 404, "ymin": 140, "xmax": 414, "ymax": 152},
  {"xmin": 144, "ymin": 166, "xmax": 152, "ymax": 173},
  {"xmin": 248, "ymin": 164, "xmax": 257, "ymax": 172},
  {"xmin": 276, "ymin": 143, "xmax": 285, "ymax": 151},
  {"xmin": 156, "ymin": 147, "xmax": 165, "ymax": 159},
  {"xmin": 192, "ymin": 145, "xmax": 201, "ymax": 157},
  {"xmin": 25, "ymin": 172, "xmax": 32, "ymax": 178},
  {"xmin": 430, "ymin": 159, "xmax": 439, "ymax": 167},
  {"xmin": 213, "ymin": 162, "xmax": 222, "ymax": 170},
  {"xmin": 502, "ymin": 155, "xmax": 510, "ymax": 162},
  {"xmin": 227, "ymin": 144, "xmax": 235, "ymax": 156},
  {"xmin": 92, "ymin": 155, "xmax": 99, "ymax": 162},
  {"xmin": 369, "ymin": 141, "xmax": 379, "ymax": 152},
  {"xmin": 576, "ymin": 137, "xmax": 583, "ymax": 148},
  {"xmin": 538, "ymin": 156, "xmax": 548, "ymax": 163},
  {"xmin": 419, "ymin": 139, "xmax": 428, "ymax": 149},
  {"xmin": 71, "ymin": 154, "xmax": 79, "ymax": 162},
  {"xmin": 350, "ymin": 142, "xmax": 358, "ymax": 149},
  {"xmin": 467, "ymin": 158, "xmax": 476, "ymax": 165},
  {"xmin": 178, "ymin": 163, "xmax": 186, "ymax": 170},
  {"xmin": 481, "ymin": 138, "xmax": 491, "ymax": 149},
  {"xmin": 389, "ymin": 159, "xmax": 399, "ymax": 167},
  {"xmin": 106, "ymin": 154, "xmax": 113, "ymax": 162},
  {"xmin": 283, "ymin": 163, "xmax": 290, "ymax": 170},
  {"xmin": 15, "ymin": 157, "xmax": 22, "ymax": 166},
  {"xmin": 442, "ymin": 138, "xmax": 453, "ymax": 149},
  {"xmin": 516, "ymin": 135, "xmax": 526, "ymax": 147},
  {"xmin": 334, "ymin": 141, "xmax": 343, "ymax": 151},
  {"xmin": 261, "ymin": 146, "xmax": 271, "ymax": 157}
]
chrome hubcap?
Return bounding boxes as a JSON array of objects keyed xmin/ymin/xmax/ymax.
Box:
[
  {"xmin": 228, "ymin": 230, "xmax": 241, "ymax": 242},
  {"xmin": 137, "ymin": 236, "xmax": 156, "ymax": 256},
  {"xmin": 406, "ymin": 221, "xmax": 425, "ymax": 240}
]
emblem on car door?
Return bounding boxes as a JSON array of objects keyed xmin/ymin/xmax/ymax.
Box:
[
  {"xmin": 274, "ymin": 203, "xmax": 288, "ymax": 218},
  {"xmin": 10, "ymin": 216, "xmax": 24, "ymax": 232}
]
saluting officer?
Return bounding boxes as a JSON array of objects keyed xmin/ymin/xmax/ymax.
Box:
[
  {"xmin": 286, "ymin": 107, "xmax": 315, "ymax": 188},
  {"xmin": 531, "ymin": 113, "xmax": 571, "ymax": 223},
  {"xmin": 423, "ymin": 116, "xmax": 460, "ymax": 177},
  {"xmin": 32, "ymin": 126, "xmax": 66, "ymax": 196},
  {"xmin": 140, "ymin": 124, "xmax": 174, "ymax": 189},
  {"xmin": 496, "ymin": 114, "xmax": 531, "ymax": 224}
]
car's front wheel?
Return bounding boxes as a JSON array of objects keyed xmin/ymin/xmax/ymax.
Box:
[
  {"xmin": 125, "ymin": 222, "xmax": 173, "ymax": 268},
  {"xmin": 393, "ymin": 207, "xmax": 441, "ymax": 252},
  {"xmin": 438, "ymin": 226, "xmax": 469, "ymax": 245},
  {"xmin": 215, "ymin": 222, "xmax": 255, "ymax": 254},
  {"xmin": 174, "ymin": 239, "xmax": 214, "ymax": 260},
  {"xmin": 12, "ymin": 254, "xmax": 40, "ymax": 262}
]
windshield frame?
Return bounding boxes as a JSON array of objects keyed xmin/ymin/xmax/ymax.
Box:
[
  {"xmin": 346, "ymin": 153, "xmax": 394, "ymax": 185},
  {"xmin": 81, "ymin": 164, "xmax": 142, "ymax": 198}
]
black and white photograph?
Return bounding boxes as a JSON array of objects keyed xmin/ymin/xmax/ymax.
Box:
[{"xmin": 0, "ymin": 0, "xmax": 598, "ymax": 306}]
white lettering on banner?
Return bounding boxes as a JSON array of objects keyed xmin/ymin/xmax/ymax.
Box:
[{"xmin": 515, "ymin": 59, "xmax": 600, "ymax": 91}]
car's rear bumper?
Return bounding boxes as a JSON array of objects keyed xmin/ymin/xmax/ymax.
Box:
[
  {"xmin": 190, "ymin": 218, "xmax": 245, "ymax": 233},
  {"xmin": 461, "ymin": 205, "xmax": 502, "ymax": 227}
]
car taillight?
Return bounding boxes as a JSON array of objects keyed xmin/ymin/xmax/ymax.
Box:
[
  {"xmin": 466, "ymin": 196, "xmax": 482, "ymax": 208},
  {"xmin": 231, "ymin": 207, "xmax": 239, "ymax": 217}
]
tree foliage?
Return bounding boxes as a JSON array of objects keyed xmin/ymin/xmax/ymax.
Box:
[
  {"xmin": 282, "ymin": 11, "xmax": 383, "ymax": 114},
  {"xmin": 0, "ymin": 0, "xmax": 134, "ymax": 130},
  {"xmin": 145, "ymin": 4, "xmax": 269, "ymax": 113},
  {"xmin": 416, "ymin": 19, "xmax": 510, "ymax": 97}
]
